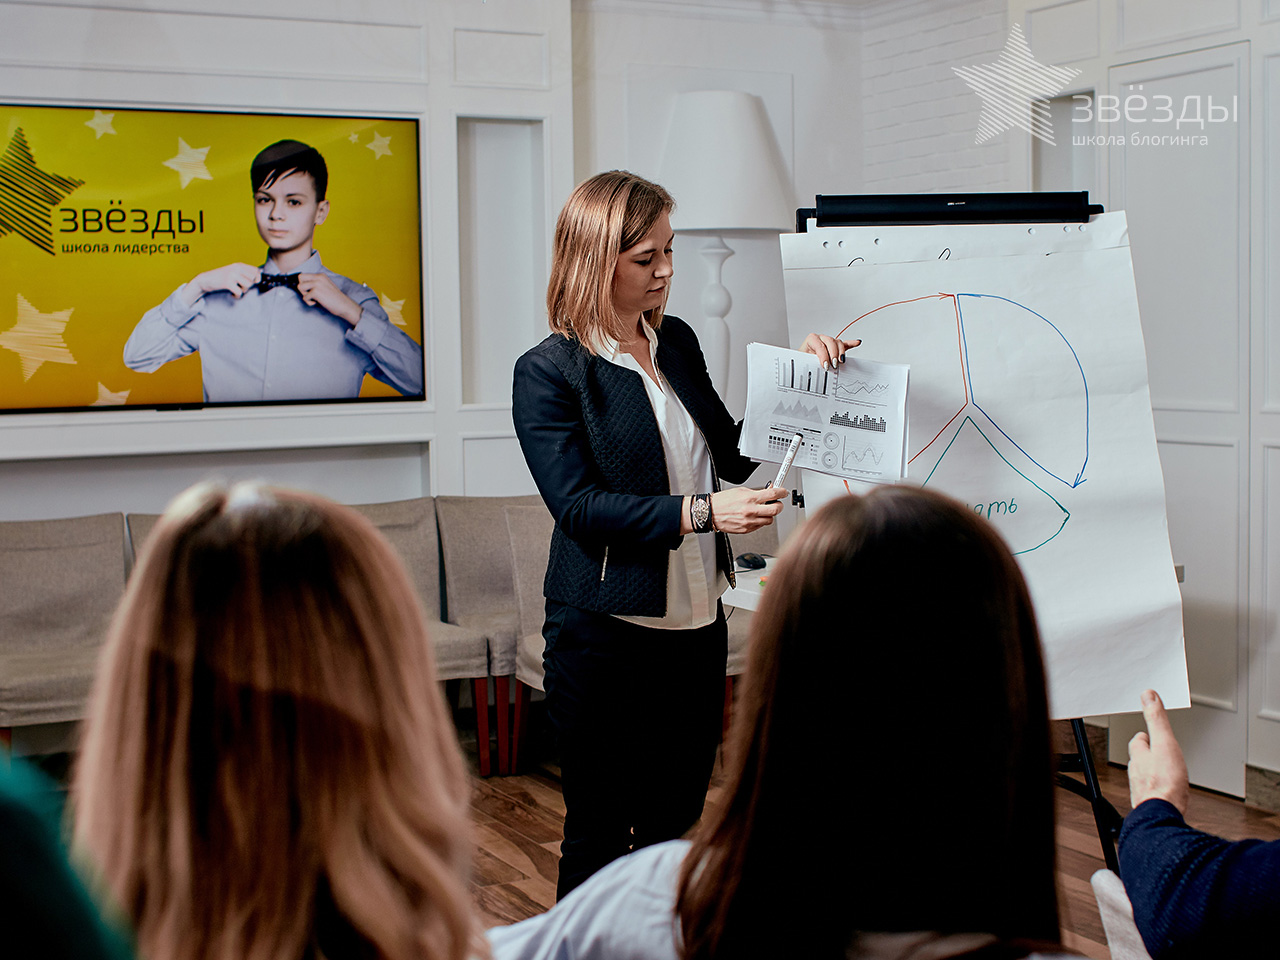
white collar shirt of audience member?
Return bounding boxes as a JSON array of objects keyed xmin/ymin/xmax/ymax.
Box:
[
  {"xmin": 486, "ymin": 840, "xmax": 1081, "ymax": 960},
  {"xmin": 592, "ymin": 320, "xmax": 725, "ymax": 629}
]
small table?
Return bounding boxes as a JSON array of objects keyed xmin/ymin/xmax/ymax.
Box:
[{"xmin": 721, "ymin": 557, "xmax": 776, "ymax": 613}]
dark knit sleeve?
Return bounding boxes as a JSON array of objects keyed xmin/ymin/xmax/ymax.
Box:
[
  {"xmin": 0, "ymin": 761, "xmax": 134, "ymax": 960},
  {"xmin": 1118, "ymin": 798, "xmax": 1280, "ymax": 959}
]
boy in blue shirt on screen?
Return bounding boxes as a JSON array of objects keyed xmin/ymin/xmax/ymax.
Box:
[{"xmin": 124, "ymin": 139, "xmax": 423, "ymax": 403}]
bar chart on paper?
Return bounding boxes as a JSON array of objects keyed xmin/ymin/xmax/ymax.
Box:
[{"xmin": 742, "ymin": 342, "xmax": 908, "ymax": 484}]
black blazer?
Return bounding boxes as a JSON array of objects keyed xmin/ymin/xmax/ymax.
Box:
[{"xmin": 512, "ymin": 316, "xmax": 757, "ymax": 617}]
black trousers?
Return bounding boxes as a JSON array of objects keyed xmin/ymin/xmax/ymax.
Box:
[{"xmin": 542, "ymin": 598, "xmax": 727, "ymax": 900}]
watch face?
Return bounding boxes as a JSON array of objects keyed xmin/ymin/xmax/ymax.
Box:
[{"xmin": 692, "ymin": 497, "xmax": 710, "ymax": 530}]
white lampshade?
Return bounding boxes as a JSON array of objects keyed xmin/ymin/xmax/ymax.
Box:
[{"xmin": 657, "ymin": 90, "xmax": 794, "ymax": 232}]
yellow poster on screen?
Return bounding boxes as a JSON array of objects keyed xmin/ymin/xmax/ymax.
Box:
[{"xmin": 0, "ymin": 106, "xmax": 424, "ymax": 411}]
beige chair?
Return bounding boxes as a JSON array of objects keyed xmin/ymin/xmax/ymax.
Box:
[
  {"xmin": 125, "ymin": 512, "xmax": 161, "ymax": 573},
  {"xmin": 0, "ymin": 513, "xmax": 127, "ymax": 745},
  {"xmin": 503, "ymin": 504, "xmax": 556, "ymax": 774},
  {"xmin": 1090, "ymin": 869, "xmax": 1154, "ymax": 960},
  {"xmin": 348, "ymin": 498, "xmax": 493, "ymax": 773},
  {"xmin": 434, "ymin": 494, "xmax": 544, "ymax": 774}
]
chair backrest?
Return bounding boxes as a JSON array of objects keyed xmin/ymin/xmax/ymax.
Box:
[
  {"xmin": 0, "ymin": 513, "xmax": 126, "ymax": 654},
  {"xmin": 434, "ymin": 494, "xmax": 544, "ymax": 620},
  {"xmin": 1090, "ymin": 869, "xmax": 1154, "ymax": 960},
  {"xmin": 125, "ymin": 512, "xmax": 161, "ymax": 570},
  {"xmin": 504, "ymin": 505, "xmax": 555, "ymax": 640},
  {"xmin": 349, "ymin": 497, "xmax": 442, "ymax": 619}
]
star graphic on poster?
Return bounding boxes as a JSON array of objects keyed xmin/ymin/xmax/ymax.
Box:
[
  {"xmin": 952, "ymin": 23, "xmax": 1081, "ymax": 145},
  {"xmin": 366, "ymin": 132, "xmax": 393, "ymax": 159},
  {"xmin": 380, "ymin": 293, "xmax": 406, "ymax": 327},
  {"xmin": 162, "ymin": 137, "xmax": 213, "ymax": 189},
  {"xmin": 85, "ymin": 110, "xmax": 117, "ymax": 139},
  {"xmin": 90, "ymin": 382, "xmax": 130, "ymax": 406},
  {"xmin": 0, "ymin": 128, "xmax": 85, "ymax": 255},
  {"xmin": 348, "ymin": 132, "xmax": 360, "ymax": 144},
  {"xmin": 0, "ymin": 294, "xmax": 76, "ymax": 381}
]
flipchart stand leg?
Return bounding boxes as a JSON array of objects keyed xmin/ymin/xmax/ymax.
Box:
[{"xmin": 1055, "ymin": 718, "xmax": 1123, "ymax": 873}]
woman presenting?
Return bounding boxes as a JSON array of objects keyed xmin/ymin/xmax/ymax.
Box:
[{"xmin": 512, "ymin": 170, "xmax": 855, "ymax": 899}]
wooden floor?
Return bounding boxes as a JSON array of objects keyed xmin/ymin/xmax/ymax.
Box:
[{"xmin": 468, "ymin": 753, "xmax": 1280, "ymax": 958}]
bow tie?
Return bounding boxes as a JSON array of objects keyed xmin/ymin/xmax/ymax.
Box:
[{"xmin": 255, "ymin": 273, "xmax": 301, "ymax": 293}]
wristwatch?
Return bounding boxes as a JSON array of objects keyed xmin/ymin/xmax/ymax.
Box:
[{"xmin": 691, "ymin": 493, "xmax": 713, "ymax": 534}]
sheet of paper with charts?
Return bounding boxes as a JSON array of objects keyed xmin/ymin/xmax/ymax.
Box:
[
  {"xmin": 740, "ymin": 343, "xmax": 908, "ymax": 484},
  {"xmin": 779, "ymin": 211, "xmax": 1188, "ymax": 719}
]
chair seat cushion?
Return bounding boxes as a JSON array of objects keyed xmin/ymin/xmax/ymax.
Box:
[
  {"xmin": 515, "ymin": 631, "xmax": 546, "ymax": 691},
  {"xmin": 454, "ymin": 612, "xmax": 519, "ymax": 676},
  {"xmin": 726, "ymin": 608, "xmax": 752, "ymax": 677},
  {"xmin": 427, "ymin": 620, "xmax": 490, "ymax": 681},
  {"xmin": 0, "ymin": 643, "xmax": 104, "ymax": 726}
]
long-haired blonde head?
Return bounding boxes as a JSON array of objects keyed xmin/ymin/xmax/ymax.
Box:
[
  {"xmin": 546, "ymin": 169, "xmax": 674, "ymax": 352},
  {"xmin": 73, "ymin": 482, "xmax": 484, "ymax": 960}
]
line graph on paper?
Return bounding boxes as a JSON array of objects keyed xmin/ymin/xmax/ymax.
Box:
[
  {"xmin": 842, "ymin": 438, "xmax": 887, "ymax": 475},
  {"xmin": 833, "ymin": 377, "xmax": 890, "ymax": 401},
  {"xmin": 831, "ymin": 292, "xmax": 1088, "ymax": 555}
]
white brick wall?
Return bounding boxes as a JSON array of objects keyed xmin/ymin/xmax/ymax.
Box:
[{"xmin": 860, "ymin": 0, "xmax": 1012, "ymax": 193}]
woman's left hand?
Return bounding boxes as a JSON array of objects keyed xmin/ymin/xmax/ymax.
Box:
[{"xmin": 800, "ymin": 333, "xmax": 860, "ymax": 371}]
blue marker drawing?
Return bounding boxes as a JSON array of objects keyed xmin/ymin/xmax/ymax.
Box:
[{"xmin": 956, "ymin": 293, "xmax": 1090, "ymax": 489}]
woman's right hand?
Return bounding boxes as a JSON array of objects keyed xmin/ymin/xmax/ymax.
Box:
[{"xmin": 710, "ymin": 485, "xmax": 787, "ymax": 534}]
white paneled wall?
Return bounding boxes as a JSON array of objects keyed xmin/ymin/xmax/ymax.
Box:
[
  {"xmin": 457, "ymin": 117, "xmax": 547, "ymax": 407},
  {"xmin": 1010, "ymin": 0, "xmax": 1280, "ymax": 795},
  {"xmin": 1253, "ymin": 39, "xmax": 1280, "ymax": 774}
]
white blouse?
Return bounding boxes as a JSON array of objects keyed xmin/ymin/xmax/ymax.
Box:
[{"xmin": 596, "ymin": 322, "xmax": 726, "ymax": 629}]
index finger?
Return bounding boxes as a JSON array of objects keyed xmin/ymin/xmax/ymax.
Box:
[
  {"xmin": 757, "ymin": 485, "xmax": 788, "ymax": 502},
  {"xmin": 1141, "ymin": 689, "xmax": 1175, "ymax": 744}
]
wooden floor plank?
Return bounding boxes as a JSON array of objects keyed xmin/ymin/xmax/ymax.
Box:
[
  {"xmin": 471, "ymin": 777, "xmax": 564, "ymax": 845},
  {"xmin": 475, "ymin": 819, "xmax": 561, "ymax": 887}
]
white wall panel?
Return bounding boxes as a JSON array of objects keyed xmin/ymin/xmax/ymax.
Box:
[
  {"xmin": 1265, "ymin": 54, "xmax": 1280, "ymax": 411},
  {"xmin": 461, "ymin": 434, "xmax": 537, "ymax": 496},
  {"xmin": 0, "ymin": 2, "xmax": 425, "ymax": 81},
  {"xmin": 1116, "ymin": 0, "xmax": 1239, "ymax": 50},
  {"xmin": 1110, "ymin": 47, "xmax": 1248, "ymax": 413},
  {"xmin": 1251, "ymin": 444, "xmax": 1280, "ymax": 769},
  {"xmin": 1110, "ymin": 436, "xmax": 1246, "ymax": 795},
  {"xmin": 454, "ymin": 29, "xmax": 549, "ymax": 88},
  {"xmin": 0, "ymin": 443, "xmax": 430, "ymax": 520},
  {"xmin": 457, "ymin": 117, "xmax": 547, "ymax": 406},
  {"xmin": 1026, "ymin": 0, "xmax": 1099, "ymax": 64},
  {"xmin": 1157, "ymin": 439, "xmax": 1241, "ymax": 709}
]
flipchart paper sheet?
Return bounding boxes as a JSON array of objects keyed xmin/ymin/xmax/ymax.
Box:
[{"xmin": 780, "ymin": 212, "xmax": 1188, "ymax": 719}]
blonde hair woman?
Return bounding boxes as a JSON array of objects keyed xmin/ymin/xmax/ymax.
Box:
[
  {"xmin": 512, "ymin": 169, "xmax": 856, "ymax": 899},
  {"xmin": 73, "ymin": 482, "xmax": 485, "ymax": 960}
]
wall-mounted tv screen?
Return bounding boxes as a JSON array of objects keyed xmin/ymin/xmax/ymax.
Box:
[{"xmin": 0, "ymin": 105, "xmax": 424, "ymax": 414}]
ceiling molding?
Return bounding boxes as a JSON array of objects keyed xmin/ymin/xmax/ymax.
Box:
[{"xmin": 571, "ymin": 0, "xmax": 864, "ymax": 30}]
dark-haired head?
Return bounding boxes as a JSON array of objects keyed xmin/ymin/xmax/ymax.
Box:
[
  {"xmin": 678, "ymin": 485, "xmax": 1058, "ymax": 959},
  {"xmin": 251, "ymin": 139, "xmax": 329, "ymax": 200},
  {"xmin": 73, "ymin": 482, "xmax": 483, "ymax": 960}
]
